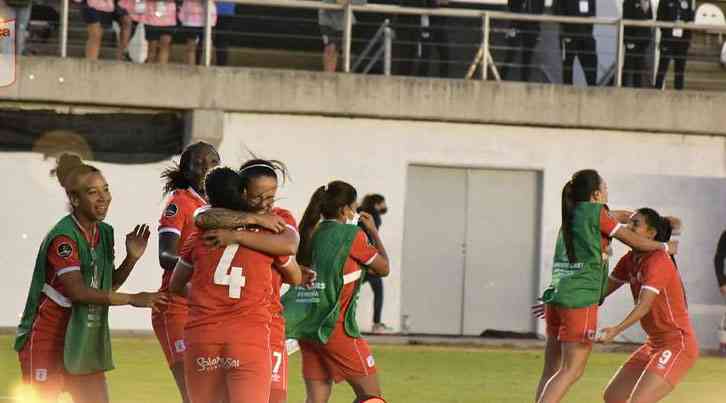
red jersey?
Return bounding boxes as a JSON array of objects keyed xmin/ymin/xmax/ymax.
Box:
[
  {"xmin": 599, "ymin": 207, "xmax": 622, "ymax": 253},
  {"xmin": 610, "ymin": 250, "xmax": 695, "ymax": 345},
  {"xmin": 158, "ymin": 188, "xmax": 207, "ymax": 311},
  {"xmin": 179, "ymin": 232, "xmax": 288, "ymax": 343},
  {"xmin": 33, "ymin": 225, "xmax": 101, "ymax": 350},
  {"xmin": 270, "ymin": 207, "xmax": 298, "ymax": 317},
  {"xmin": 336, "ymin": 229, "xmax": 379, "ymax": 327}
]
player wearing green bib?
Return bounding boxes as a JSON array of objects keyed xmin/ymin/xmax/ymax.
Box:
[
  {"xmin": 15, "ymin": 154, "xmax": 163, "ymax": 403},
  {"xmin": 535, "ymin": 169, "xmax": 677, "ymax": 403},
  {"xmin": 285, "ymin": 181, "xmax": 390, "ymax": 403}
]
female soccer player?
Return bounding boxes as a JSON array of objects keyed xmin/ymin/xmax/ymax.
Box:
[
  {"xmin": 195, "ymin": 158, "xmax": 306, "ymax": 403},
  {"xmin": 169, "ymin": 167, "xmax": 299, "ymax": 403},
  {"xmin": 284, "ymin": 180, "xmax": 390, "ymax": 403},
  {"xmin": 536, "ymin": 169, "xmax": 678, "ymax": 403},
  {"xmin": 15, "ymin": 154, "xmax": 162, "ymax": 403},
  {"xmin": 600, "ymin": 208, "xmax": 697, "ymax": 403}
]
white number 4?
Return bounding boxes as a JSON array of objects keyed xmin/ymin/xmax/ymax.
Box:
[{"xmin": 214, "ymin": 245, "xmax": 245, "ymax": 299}]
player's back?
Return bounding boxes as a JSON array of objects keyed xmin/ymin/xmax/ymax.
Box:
[{"xmin": 181, "ymin": 236, "xmax": 276, "ymax": 338}]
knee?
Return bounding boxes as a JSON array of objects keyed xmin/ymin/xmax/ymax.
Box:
[{"xmin": 560, "ymin": 365, "xmax": 586, "ymax": 383}]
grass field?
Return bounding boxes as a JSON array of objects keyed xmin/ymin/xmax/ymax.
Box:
[{"xmin": 1, "ymin": 335, "xmax": 724, "ymax": 403}]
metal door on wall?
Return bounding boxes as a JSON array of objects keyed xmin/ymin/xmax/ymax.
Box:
[{"xmin": 401, "ymin": 165, "xmax": 541, "ymax": 335}]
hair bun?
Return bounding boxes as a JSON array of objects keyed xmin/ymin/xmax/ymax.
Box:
[{"xmin": 54, "ymin": 153, "xmax": 84, "ymax": 188}]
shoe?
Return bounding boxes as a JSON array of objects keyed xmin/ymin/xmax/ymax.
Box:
[{"xmin": 371, "ymin": 323, "xmax": 393, "ymax": 334}]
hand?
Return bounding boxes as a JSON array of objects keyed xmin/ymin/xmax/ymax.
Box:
[
  {"xmin": 596, "ymin": 326, "xmax": 620, "ymax": 344},
  {"xmin": 666, "ymin": 216, "xmax": 682, "ymax": 235},
  {"xmin": 130, "ymin": 292, "xmax": 168, "ymax": 311},
  {"xmin": 720, "ymin": 284, "xmax": 726, "ymax": 298},
  {"xmin": 301, "ymin": 266, "xmax": 317, "ymax": 289},
  {"xmin": 359, "ymin": 212, "xmax": 377, "ymax": 233},
  {"xmin": 254, "ymin": 213, "xmax": 287, "ymax": 234},
  {"xmin": 666, "ymin": 240, "xmax": 679, "ymax": 255},
  {"xmin": 531, "ymin": 303, "xmax": 546, "ymax": 319},
  {"xmin": 126, "ymin": 224, "xmax": 151, "ymax": 261},
  {"xmin": 202, "ymin": 229, "xmax": 240, "ymax": 248}
]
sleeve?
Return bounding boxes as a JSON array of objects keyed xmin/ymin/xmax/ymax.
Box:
[
  {"xmin": 47, "ymin": 235, "xmax": 82, "ymax": 277},
  {"xmin": 714, "ymin": 230, "xmax": 726, "ymax": 287},
  {"xmin": 274, "ymin": 255, "xmax": 293, "ymax": 268},
  {"xmin": 349, "ymin": 230, "xmax": 379, "ymax": 266},
  {"xmin": 600, "ymin": 208, "xmax": 622, "ymax": 238},
  {"xmin": 609, "ymin": 254, "xmax": 631, "ymax": 283},
  {"xmin": 158, "ymin": 194, "xmax": 187, "ymax": 237},
  {"xmin": 274, "ymin": 209, "xmax": 299, "ymax": 234},
  {"xmin": 177, "ymin": 235, "xmax": 198, "ymax": 270},
  {"xmin": 640, "ymin": 254, "xmax": 671, "ymax": 295}
]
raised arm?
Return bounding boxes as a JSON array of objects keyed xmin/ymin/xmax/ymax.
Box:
[
  {"xmin": 201, "ymin": 228, "xmax": 298, "ymax": 257},
  {"xmin": 613, "ymin": 226, "xmax": 677, "ymax": 255},
  {"xmin": 113, "ymin": 224, "xmax": 151, "ymax": 290}
]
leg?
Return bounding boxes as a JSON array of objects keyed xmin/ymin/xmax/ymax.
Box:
[
  {"xmin": 304, "ymin": 378, "xmax": 333, "ymax": 403},
  {"xmin": 323, "ymin": 43, "xmax": 338, "ymax": 72},
  {"xmin": 66, "ymin": 372, "xmax": 110, "ymax": 403},
  {"xmin": 215, "ymin": 17, "xmax": 231, "ymax": 66},
  {"xmin": 501, "ymin": 25, "xmax": 523, "ymax": 81},
  {"xmin": 673, "ymin": 43, "xmax": 689, "ymax": 90},
  {"xmin": 15, "ymin": 4, "xmax": 33, "ymax": 55},
  {"xmin": 431, "ymin": 16, "xmax": 449, "ymax": 78},
  {"xmin": 521, "ymin": 25, "xmax": 540, "ymax": 82},
  {"xmin": 368, "ymin": 275, "xmax": 384, "ymax": 325},
  {"xmin": 538, "ymin": 341, "xmax": 592, "ymax": 403},
  {"xmin": 171, "ymin": 362, "xmax": 190, "ymax": 403},
  {"xmin": 535, "ymin": 337, "xmax": 562, "ymax": 402},
  {"xmin": 581, "ymin": 34, "xmax": 598, "ymax": 86},
  {"xmin": 116, "ymin": 15, "xmax": 132, "ymax": 61},
  {"xmin": 628, "ymin": 372, "xmax": 673, "ymax": 403},
  {"xmin": 18, "ymin": 345, "xmax": 65, "ymax": 402},
  {"xmin": 184, "ymin": 342, "xmax": 226, "ymax": 403},
  {"xmin": 86, "ymin": 22, "xmax": 104, "ymax": 60},
  {"xmin": 158, "ymin": 33, "xmax": 172, "ymax": 64},
  {"xmin": 622, "ymin": 45, "xmax": 636, "ymax": 87},
  {"xmin": 226, "ymin": 341, "xmax": 272, "ymax": 403},
  {"xmin": 654, "ymin": 44, "xmax": 673, "ymax": 89},
  {"xmin": 152, "ymin": 313, "xmax": 189, "ymax": 402},
  {"xmin": 603, "ymin": 365, "xmax": 645, "ymax": 403},
  {"xmin": 393, "ymin": 15, "xmax": 420, "ymax": 76},
  {"xmin": 147, "ymin": 40, "xmax": 159, "ymax": 63},
  {"xmin": 185, "ymin": 38, "xmax": 197, "ymax": 65},
  {"xmin": 561, "ymin": 37, "xmax": 575, "ymax": 85},
  {"xmin": 347, "ymin": 373, "xmax": 382, "ymax": 399}
]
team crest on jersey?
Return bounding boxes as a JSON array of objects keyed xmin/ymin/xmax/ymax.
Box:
[
  {"xmin": 367, "ymin": 355, "xmax": 375, "ymax": 368},
  {"xmin": 175, "ymin": 339, "xmax": 186, "ymax": 353},
  {"xmin": 57, "ymin": 243, "xmax": 73, "ymax": 259},
  {"xmin": 164, "ymin": 203, "xmax": 179, "ymax": 218},
  {"xmin": 35, "ymin": 369, "xmax": 48, "ymax": 382}
]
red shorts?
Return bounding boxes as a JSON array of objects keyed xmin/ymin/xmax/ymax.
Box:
[
  {"xmin": 18, "ymin": 340, "xmax": 106, "ymax": 401},
  {"xmin": 300, "ymin": 327, "xmax": 377, "ymax": 383},
  {"xmin": 184, "ymin": 324, "xmax": 272, "ymax": 403},
  {"xmin": 152, "ymin": 310, "xmax": 188, "ymax": 367},
  {"xmin": 269, "ymin": 316, "xmax": 288, "ymax": 402},
  {"xmin": 622, "ymin": 339, "xmax": 699, "ymax": 387},
  {"xmin": 545, "ymin": 304, "xmax": 598, "ymax": 345}
]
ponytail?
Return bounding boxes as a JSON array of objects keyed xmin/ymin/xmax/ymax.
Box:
[
  {"xmin": 561, "ymin": 169, "xmax": 602, "ymax": 263},
  {"xmin": 298, "ymin": 186, "xmax": 327, "ymax": 266}
]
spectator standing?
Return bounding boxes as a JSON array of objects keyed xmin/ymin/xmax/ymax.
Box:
[
  {"xmin": 395, "ymin": 0, "xmax": 449, "ymax": 77},
  {"xmin": 3, "ymin": 0, "xmax": 33, "ymax": 55},
  {"xmin": 419, "ymin": 0, "xmax": 451, "ymax": 78},
  {"xmin": 556, "ymin": 0, "xmax": 598, "ymax": 86},
  {"xmin": 358, "ymin": 194, "xmax": 391, "ymax": 333},
  {"xmin": 319, "ymin": 0, "xmax": 366, "ymax": 72},
  {"xmin": 622, "ymin": 0, "xmax": 653, "ymax": 88},
  {"xmin": 502, "ymin": 0, "xmax": 544, "ymax": 82},
  {"xmin": 213, "ymin": 1, "xmax": 235, "ymax": 66},
  {"xmin": 715, "ymin": 230, "xmax": 726, "ymax": 354},
  {"xmin": 654, "ymin": 0, "xmax": 694, "ymax": 90},
  {"xmin": 177, "ymin": 0, "xmax": 217, "ymax": 65},
  {"xmin": 123, "ymin": 0, "xmax": 177, "ymax": 64}
]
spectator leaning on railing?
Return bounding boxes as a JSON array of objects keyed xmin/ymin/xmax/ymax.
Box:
[
  {"xmin": 76, "ymin": 0, "xmax": 132, "ymax": 60},
  {"xmin": 622, "ymin": 0, "xmax": 653, "ymax": 88},
  {"xmin": 319, "ymin": 0, "xmax": 367, "ymax": 72},
  {"xmin": 654, "ymin": 0, "xmax": 694, "ymax": 90},
  {"xmin": 502, "ymin": 0, "xmax": 544, "ymax": 82},
  {"xmin": 121, "ymin": 0, "xmax": 177, "ymax": 64},
  {"xmin": 555, "ymin": 0, "xmax": 598, "ymax": 86}
]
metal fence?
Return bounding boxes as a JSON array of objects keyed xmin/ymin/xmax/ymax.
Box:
[{"xmin": 34, "ymin": 0, "xmax": 726, "ymax": 88}]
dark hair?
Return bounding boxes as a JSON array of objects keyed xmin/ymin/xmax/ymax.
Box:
[
  {"xmin": 298, "ymin": 181, "xmax": 358, "ymax": 266},
  {"xmin": 161, "ymin": 141, "xmax": 216, "ymax": 195},
  {"xmin": 562, "ymin": 169, "xmax": 602, "ymax": 262},
  {"xmin": 360, "ymin": 194, "xmax": 385, "ymax": 212},
  {"xmin": 238, "ymin": 159, "xmax": 288, "ymax": 189},
  {"xmin": 636, "ymin": 208, "xmax": 673, "ymax": 243},
  {"xmin": 203, "ymin": 167, "xmax": 251, "ymax": 212}
]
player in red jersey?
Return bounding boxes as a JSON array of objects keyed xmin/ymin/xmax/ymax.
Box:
[
  {"xmin": 599, "ymin": 208, "xmax": 697, "ymax": 403},
  {"xmin": 170, "ymin": 166, "xmax": 301, "ymax": 403},
  {"xmin": 155, "ymin": 142, "xmax": 220, "ymax": 402},
  {"xmin": 195, "ymin": 158, "xmax": 309, "ymax": 403},
  {"xmin": 16, "ymin": 154, "xmax": 162, "ymax": 403}
]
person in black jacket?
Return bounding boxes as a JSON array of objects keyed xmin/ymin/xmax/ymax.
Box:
[
  {"xmin": 358, "ymin": 194, "xmax": 390, "ymax": 333},
  {"xmin": 622, "ymin": 0, "xmax": 654, "ymax": 87},
  {"xmin": 395, "ymin": 0, "xmax": 450, "ymax": 77},
  {"xmin": 556, "ymin": 0, "xmax": 598, "ymax": 85},
  {"xmin": 654, "ymin": 0, "xmax": 694, "ymax": 90},
  {"xmin": 715, "ymin": 230, "xmax": 726, "ymax": 297},
  {"xmin": 502, "ymin": 0, "xmax": 545, "ymax": 82}
]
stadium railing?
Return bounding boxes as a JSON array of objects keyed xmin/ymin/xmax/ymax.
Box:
[{"xmin": 50, "ymin": 0, "xmax": 726, "ymax": 88}]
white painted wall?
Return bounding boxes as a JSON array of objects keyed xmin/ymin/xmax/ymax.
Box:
[{"xmin": 2, "ymin": 112, "xmax": 725, "ymax": 349}]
